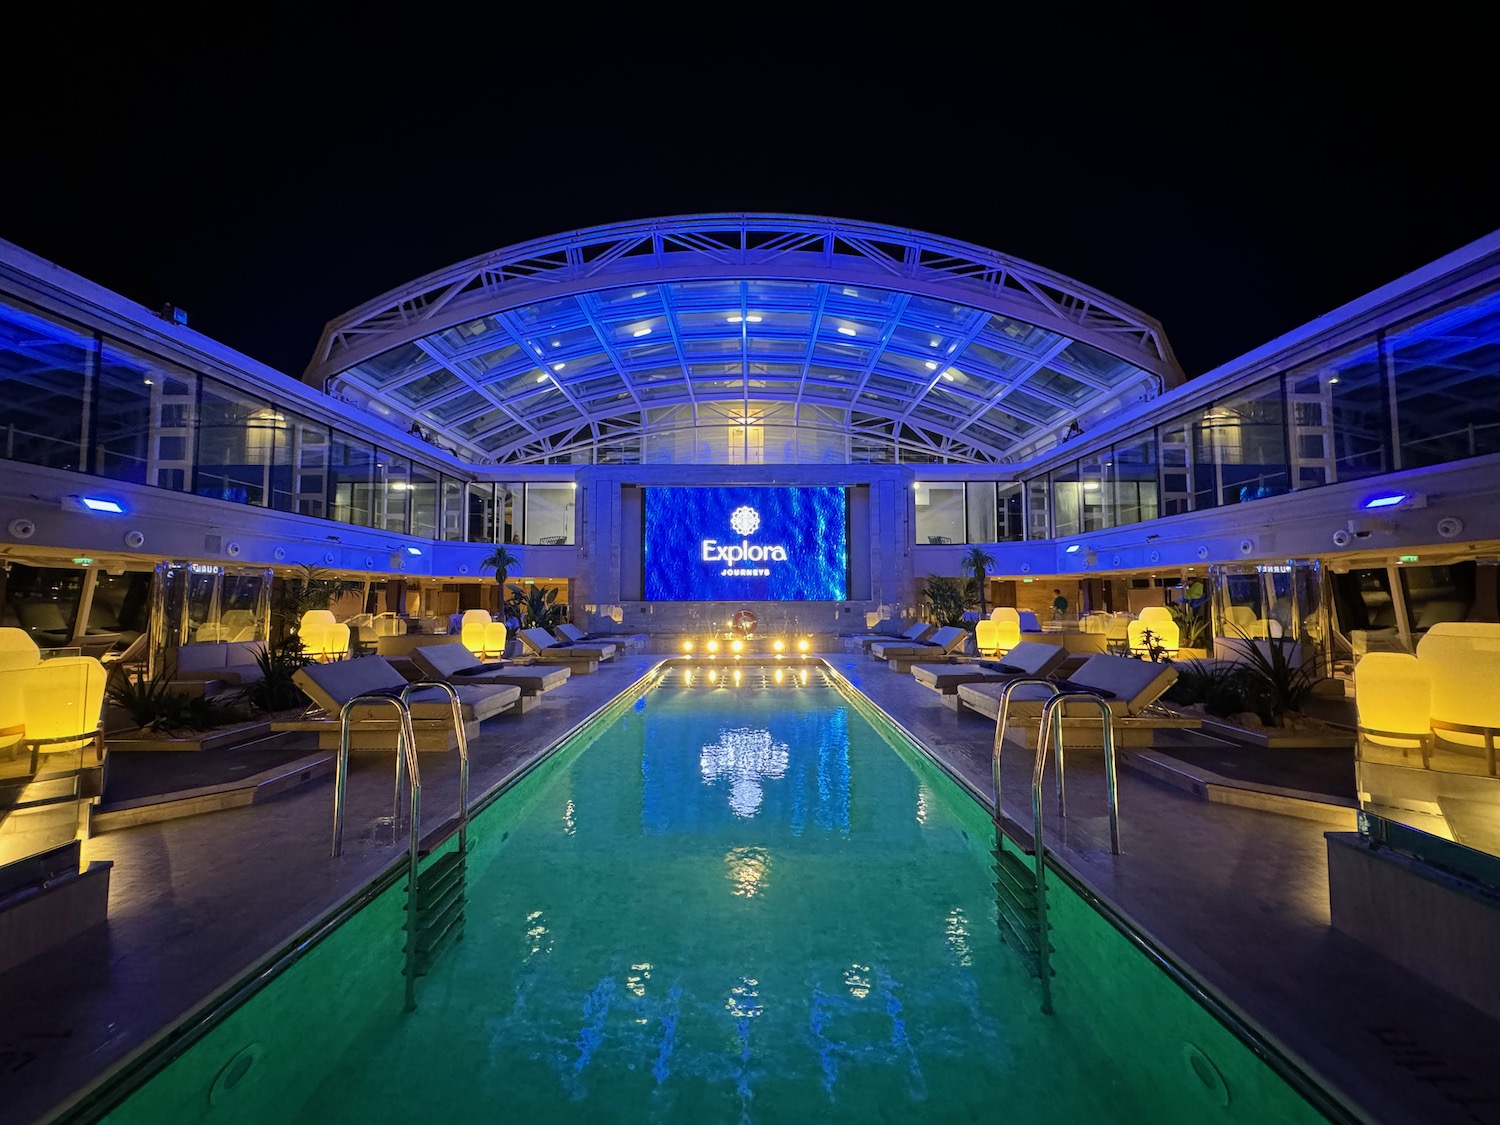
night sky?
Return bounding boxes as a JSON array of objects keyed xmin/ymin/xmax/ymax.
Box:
[{"xmin": 3, "ymin": 15, "xmax": 1494, "ymax": 383}]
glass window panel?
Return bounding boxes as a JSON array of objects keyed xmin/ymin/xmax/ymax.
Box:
[
  {"xmin": 1195, "ymin": 377, "xmax": 1289, "ymax": 506},
  {"xmin": 965, "ymin": 481, "xmax": 997, "ymax": 543},
  {"xmin": 94, "ymin": 342, "xmax": 160, "ymax": 484},
  {"xmin": 441, "ymin": 477, "xmax": 465, "ymax": 541},
  {"xmin": 1050, "ymin": 462, "xmax": 1082, "ymax": 538},
  {"xmin": 329, "ymin": 435, "xmax": 375, "ymax": 526},
  {"xmin": 524, "ymin": 483, "xmax": 575, "ymax": 544},
  {"xmin": 291, "ymin": 419, "xmax": 328, "ymax": 518},
  {"xmin": 913, "ymin": 481, "xmax": 965, "ymax": 543},
  {"xmin": 1110, "ymin": 433, "xmax": 1159, "ymax": 526},
  {"xmin": 409, "ymin": 462, "xmax": 439, "ymax": 539},
  {"xmin": 1159, "ymin": 419, "xmax": 1193, "ymax": 516},
  {"xmin": 1026, "ymin": 477, "xmax": 1050, "ymax": 539},
  {"xmin": 466, "ymin": 482, "xmax": 496, "ymax": 542},
  {"xmin": 5, "ymin": 564, "xmax": 85, "ymax": 648},
  {"xmin": 997, "ymin": 482, "xmax": 1024, "ymax": 542},
  {"xmin": 266, "ymin": 410, "xmax": 320, "ymax": 514},
  {"xmin": 1391, "ymin": 287, "xmax": 1500, "ymax": 469},
  {"xmin": 196, "ymin": 381, "xmax": 274, "ymax": 506},
  {"xmin": 1288, "ymin": 340, "xmax": 1387, "ymax": 487},
  {"xmin": 1079, "ymin": 452, "xmax": 1108, "ymax": 531},
  {"xmin": 0, "ymin": 303, "xmax": 92, "ymax": 472},
  {"xmin": 376, "ymin": 452, "xmax": 411, "ymax": 534}
]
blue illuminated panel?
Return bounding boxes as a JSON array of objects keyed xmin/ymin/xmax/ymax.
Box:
[{"xmin": 644, "ymin": 486, "xmax": 848, "ymax": 601}]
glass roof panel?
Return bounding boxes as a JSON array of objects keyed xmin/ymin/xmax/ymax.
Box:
[
  {"xmin": 456, "ymin": 407, "xmax": 516, "ymax": 438},
  {"xmin": 1001, "ymin": 389, "xmax": 1064, "ymax": 422},
  {"xmin": 812, "ymin": 342, "xmax": 871, "ymax": 366},
  {"xmin": 807, "ymin": 364, "xmax": 856, "ymax": 384},
  {"xmin": 876, "ymin": 350, "xmax": 941, "ymax": 379},
  {"xmin": 985, "ymin": 314, "xmax": 1060, "ymax": 353},
  {"xmin": 434, "ymin": 315, "xmax": 506, "ymax": 356},
  {"xmin": 1029, "ymin": 366, "xmax": 1093, "ymax": 402},
  {"xmin": 427, "ymin": 389, "xmax": 489, "ymax": 423},
  {"xmin": 348, "ymin": 342, "xmax": 430, "ymax": 389},
  {"xmin": 391, "ymin": 368, "xmax": 464, "ymax": 405},
  {"xmin": 507, "ymin": 296, "xmax": 590, "ymax": 330},
  {"xmin": 1058, "ymin": 341, "xmax": 1136, "ymax": 384}
]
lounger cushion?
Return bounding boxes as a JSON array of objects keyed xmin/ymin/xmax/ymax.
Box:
[
  {"xmin": 521, "ymin": 627, "xmax": 616, "ymax": 661},
  {"xmin": 295, "ymin": 655, "xmax": 518, "ymax": 722},
  {"xmin": 409, "ymin": 642, "xmax": 571, "ymax": 695},
  {"xmin": 912, "ymin": 642, "xmax": 1068, "ymax": 693},
  {"xmin": 871, "ymin": 626, "xmax": 967, "ymax": 661}
]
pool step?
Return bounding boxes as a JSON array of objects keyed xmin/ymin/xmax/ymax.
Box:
[
  {"xmin": 404, "ymin": 847, "xmax": 467, "ymax": 979},
  {"xmin": 992, "ymin": 845, "xmax": 1053, "ymax": 979}
]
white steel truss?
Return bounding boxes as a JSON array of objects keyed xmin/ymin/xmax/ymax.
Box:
[{"xmin": 306, "ymin": 214, "xmax": 1183, "ymax": 464}]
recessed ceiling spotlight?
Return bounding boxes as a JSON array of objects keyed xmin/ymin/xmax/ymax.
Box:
[
  {"xmin": 925, "ymin": 361, "xmax": 938, "ymax": 370},
  {"xmin": 837, "ymin": 327, "xmax": 856, "ymax": 337},
  {"xmin": 929, "ymin": 338, "xmax": 940, "ymax": 347},
  {"xmin": 745, "ymin": 315, "xmax": 762, "ymax": 323},
  {"xmin": 537, "ymin": 374, "xmax": 549, "ymax": 383},
  {"xmin": 633, "ymin": 327, "xmax": 652, "ymax": 338},
  {"xmin": 554, "ymin": 362, "xmax": 566, "ymax": 370},
  {"xmin": 727, "ymin": 315, "xmax": 743, "ymax": 324}
]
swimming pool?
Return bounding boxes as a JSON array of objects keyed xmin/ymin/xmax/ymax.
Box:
[{"xmin": 91, "ymin": 663, "xmax": 1334, "ymax": 1124}]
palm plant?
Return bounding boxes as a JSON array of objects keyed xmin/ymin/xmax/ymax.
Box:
[
  {"xmin": 959, "ymin": 547, "xmax": 997, "ymax": 616},
  {"xmin": 271, "ymin": 564, "xmax": 361, "ymax": 643},
  {"xmin": 480, "ymin": 546, "xmax": 521, "ymax": 613}
]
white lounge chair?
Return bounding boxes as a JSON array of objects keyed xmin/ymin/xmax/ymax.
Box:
[
  {"xmin": 955, "ymin": 652, "xmax": 1199, "ymax": 747},
  {"xmin": 409, "ymin": 641, "xmax": 570, "ymax": 712},
  {"xmin": 519, "ymin": 627, "xmax": 615, "ymax": 672},
  {"xmin": 869, "ymin": 625, "xmax": 970, "ymax": 667},
  {"xmin": 849, "ymin": 621, "xmax": 933, "ymax": 653},
  {"xmin": 910, "ymin": 640, "xmax": 1069, "ymax": 698},
  {"xmin": 276, "ymin": 654, "xmax": 520, "ymax": 751}
]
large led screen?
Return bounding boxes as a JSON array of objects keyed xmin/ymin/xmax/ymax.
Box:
[{"xmin": 644, "ymin": 487, "xmax": 848, "ymax": 601}]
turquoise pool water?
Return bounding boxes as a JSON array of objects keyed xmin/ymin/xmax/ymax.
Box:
[{"xmin": 100, "ymin": 665, "xmax": 1331, "ymax": 1124}]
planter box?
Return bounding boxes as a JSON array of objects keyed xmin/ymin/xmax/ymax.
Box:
[
  {"xmin": 1198, "ymin": 716, "xmax": 1355, "ymax": 750},
  {"xmin": 107, "ymin": 720, "xmax": 275, "ymax": 753}
]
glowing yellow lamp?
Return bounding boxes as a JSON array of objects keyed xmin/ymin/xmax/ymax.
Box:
[
  {"xmin": 682, "ymin": 641, "xmax": 693, "ymax": 653},
  {"xmin": 707, "ymin": 640, "xmax": 719, "ymax": 654},
  {"xmin": 773, "ymin": 639, "xmax": 784, "ymax": 653},
  {"xmin": 731, "ymin": 639, "xmax": 743, "ymax": 654},
  {"xmin": 797, "ymin": 639, "xmax": 809, "ymax": 653}
]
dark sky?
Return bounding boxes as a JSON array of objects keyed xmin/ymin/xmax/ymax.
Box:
[{"xmin": 4, "ymin": 14, "xmax": 1494, "ymax": 382}]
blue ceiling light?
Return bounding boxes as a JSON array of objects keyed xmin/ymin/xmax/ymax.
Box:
[
  {"xmin": 80, "ymin": 496, "xmax": 125, "ymax": 514},
  {"xmin": 1363, "ymin": 492, "xmax": 1407, "ymax": 509},
  {"xmin": 405, "ymin": 546, "xmax": 423, "ymax": 556},
  {"xmin": 1065, "ymin": 544, "xmax": 1082, "ymax": 554}
]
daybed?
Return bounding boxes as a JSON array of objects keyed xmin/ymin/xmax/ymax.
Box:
[
  {"xmin": 519, "ymin": 627, "xmax": 615, "ymax": 672},
  {"xmin": 275, "ymin": 654, "xmax": 520, "ymax": 751},
  {"xmin": 955, "ymin": 652, "xmax": 1199, "ymax": 748},
  {"xmin": 910, "ymin": 640, "xmax": 1069, "ymax": 702},
  {"xmin": 409, "ymin": 641, "xmax": 571, "ymax": 712},
  {"xmin": 173, "ymin": 640, "xmax": 265, "ymax": 687},
  {"xmin": 869, "ymin": 625, "xmax": 970, "ymax": 670},
  {"xmin": 555, "ymin": 623, "xmax": 648, "ymax": 651}
]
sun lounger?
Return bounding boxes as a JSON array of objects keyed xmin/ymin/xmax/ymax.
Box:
[
  {"xmin": 408, "ymin": 641, "xmax": 571, "ymax": 712},
  {"xmin": 554, "ymin": 623, "xmax": 648, "ymax": 652},
  {"xmin": 910, "ymin": 641, "xmax": 1069, "ymax": 699},
  {"xmin": 274, "ymin": 654, "xmax": 521, "ymax": 751},
  {"xmin": 869, "ymin": 625, "xmax": 970, "ymax": 670},
  {"xmin": 848, "ymin": 621, "xmax": 933, "ymax": 653},
  {"xmin": 519, "ymin": 627, "xmax": 615, "ymax": 672},
  {"xmin": 954, "ymin": 653, "xmax": 1200, "ymax": 747}
]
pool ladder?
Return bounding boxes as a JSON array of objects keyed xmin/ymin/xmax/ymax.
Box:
[
  {"xmin": 328, "ymin": 681, "xmax": 471, "ymax": 1012},
  {"xmin": 989, "ymin": 678, "xmax": 1123, "ymax": 1015}
]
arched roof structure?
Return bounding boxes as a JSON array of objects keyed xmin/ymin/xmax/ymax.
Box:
[{"xmin": 306, "ymin": 214, "xmax": 1184, "ymax": 464}]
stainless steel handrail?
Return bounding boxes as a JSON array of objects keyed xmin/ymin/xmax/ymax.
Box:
[
  {"xmin": 400, "ymin": 680, "xmax": 470, "ymax": 852},
  {"xmin": 331, "ymin": 694, "xmax": 418, "ymax": 858},
  {"xmin": 990, "ymin": 677, "xmax": 1062, "ymax": 819},
  {"xmin": 1035, "ymin": 692, "xmax": 1121, "ymax": 855}
]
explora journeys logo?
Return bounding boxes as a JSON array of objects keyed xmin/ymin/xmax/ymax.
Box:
[{"xmin": 702, "ymin": 506, "xmax": 787, "ymax": 576}]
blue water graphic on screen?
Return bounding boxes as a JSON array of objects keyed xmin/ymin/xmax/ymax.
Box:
[{"xmin": 644, "ymin": 486, "xmax": 847, "ymax": 601}]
